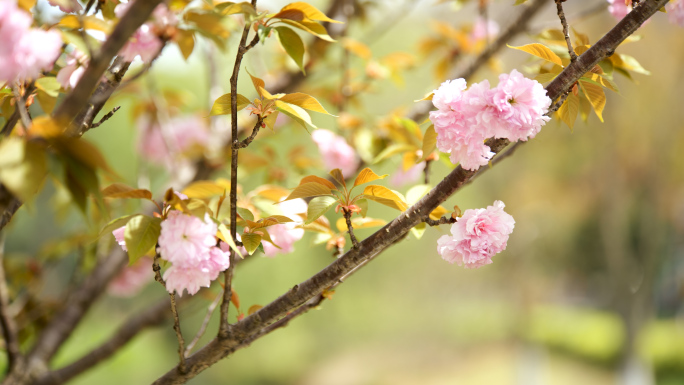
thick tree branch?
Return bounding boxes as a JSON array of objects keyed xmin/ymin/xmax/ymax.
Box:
[
  {"xmin": 54, "ymin": 0, "xmax": 163, "ymax": 132},
  {"xmin": 152, "ymin": 2, "xmax": 667, "ymax": 381}
]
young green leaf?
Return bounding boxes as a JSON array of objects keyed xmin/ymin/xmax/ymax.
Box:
[
  {"xmin": 283, "ymin": 182, "xmax": 333, "ymax": 201},
  {"xmin": 306, "ymin": 196, "xmax": 338, "ymax": 224},
  {"xmin": 102, "ymin": 183, "xmax": 153, "ymax": 200},
  {"xmin": 236, "ymin": 207, "xmax": 255, "ymax": 221},
  {"xmin": 218, "ymin": 223, "xmax": 243, "ymax": 259},
  {"xmin": 275, "ymin": 100, "xmax": 317, "ymax": 129},
  {"xmin": 277, "ymin": 2, "xmax": 342, "ymax": 24},
  {"xmin": 275, "ymin": 27, "xmax": 306, "ymax": 73},
  {"xmin": 279, "ymin": 93, "xmax": 333, "ymax": 115},
  {"xmin": 420, "ymin": 124, "xmax": 437, "ymax": 161},
  {"xmin": 241, "ymin": 233, "xmax": 262, "ymax": 255},
  {"xmin": 124, "ymin": 215, "xmax": 162, "ymax": 264},
  {"xmin": 278, "ymin": 19, "xmax": 334, "ymax": 42}
]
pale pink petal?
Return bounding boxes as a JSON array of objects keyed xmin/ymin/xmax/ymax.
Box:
[
  {"xmin": 112, "ymin": 226, "xmax": 127, "ymax": 251},
  {"xmin": 108, "ymin": 258, "xmax": 153, "ymax": 297},
  {"xmin": 311, "ymin": 129, "xmax": 360, "ymax": 177}
]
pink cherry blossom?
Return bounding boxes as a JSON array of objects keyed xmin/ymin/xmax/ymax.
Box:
[
  {"xmin": 112, "ymin": 226, "xmax": 127, "ymax": 251},
  {"xmin": 389, "ymin": 162, "xmax": 425, "ymax": 188},
  {"xmin": 159, "ymin": 211, "xmax": 217, "ymax": 267},
  {"xmin": 158, "ymin": 211, "xmax": 231, "ymax": 296},
  {"xmin": 470, "ymin": 17, "xmax": 499, "ymax": 41},
  {"xmin": 437, "ymin": 200, "xmax": 515, "ymax": 268},
  {"xmin": 311, "ymin": 129, "xmax": 360, "ymax": 177},
  {"xmin": 57, "ymin": 50, "xmax": 88, "ymax": 89},
  {"xmin": 119, "ymin": 24, "xmax": 163, "ymax": 63},
  {"xmin": 487, "ymin": 70, "xmax": 551, "ymax": 142},
  {"xmin": 607, "ymin": 0, "xmax": 631, "ymax": 19},
  {"xmin": 108, "ymin": 258, "xmax": 152, "ymax": 297},
  {"xmin": 137, "ymin": 115, "xmax": 210, "ymax": 166},
  {"xmin": 0, "ymin": 2, "xmax": 62, "ymax": 83},
  {"xmin": 667, "ymin": 0, "xmax": 684, "ymax": 27},
  {"xmin": 262, "ymin": 198, "xmax": 306, "ymax": 257}
]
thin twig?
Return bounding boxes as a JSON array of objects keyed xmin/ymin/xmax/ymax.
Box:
[
  {"xmin": 89, "ymin": 106, "xmax": 120, "ymax": 128},
  {"xmin": 11, "ymin": 85, "xmax": 32, "ymax": 129},
  {"xmin": 185, "ymin": 291, "xmax": 222, "ymax": 357},
  {"xmin": 153, "ymin": 253, "xmax": 187, "ymax": 374},
  {"xmin": 0, "ymin": 233, "xmax": 22, "ymax": 374},
  {"xmin": 423, "ymin": 160, "xmax": 432, "ymax": 184},
  {"xmin": 342, "ymin": 208, "xmax": 358, "ymax": 248},
  {"xmin": 235, "ymin": 116, "xmax": 264, "ymax": 149},
  {"xmin": 555, "ymin": 0, "xmax": 577, "ymax": 62},
  {"xmin": 221, "ymin": 0, "xmax": 260, "ymax": 338}
]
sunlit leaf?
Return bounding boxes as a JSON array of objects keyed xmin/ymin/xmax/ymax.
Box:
[
  {"xmin": 278, "ymin": 19, "xmax": 334, "ymax": 42},
  {"xmin": 102, "ymin": 183, "xmax": 153, "ymax": 200},
  {"xmin": 372, "ymin": 143, "xmax": 415, "ymax": 164},
  {"xmin": 217, "ymin": 223, "xmax": 243, "ymax": 259},
  {"xmin": 362, "ymin": 185, "xmax": 407, "ymax": 211},
  {"xmin": 420, "ymin": 124, "xmax": 437, "ymax": 161},
  {"xmin": 276, "ymin": 2, "xmax": 342, "ymax": 24},
  {"xmin": 275, "ymin": 27, "xmax": 306, "ymax": 73},
  {"xmin": 184, "ymin": 10, "xmax": 230, "ymax": 39},
  {"xmin": 248, "ymin": 304, "xmax": 263, "ymax": 315},
  {"xmin": 241, "ymin": 233, "xmax": 262, "ymax": 255},
  {"xmin": 248, "ymin": 70, "xmax": 266, "ymax": 98},
  {"xmin": 218, "ymin": 1, "xmax": 257, "ymax": 17},
  {"xmin": 210, "ymin": 93, "xmax": 250, "ymax": 116},
  {"xmin": 558, "ymin": 93, "xmax": 579, "ymax": 130},
  {"xmin": 534, "ymin": 73, "xmax": 558, "ymax": 84},
  {"xmin": 342, "ymin": 37, "xmax": 371, "ymax": 60},
  {"xmin": 352, "ymin": 168, "xmax": 388, "ymax": 188},
  {"xmin": 411, "ymin": 222, "xmax": 426, "ymax": 239},
  {"xmin": 299, "ymin": 175, "xmax": 337, "ymax": 190},
  {"xmin": 35, "ymin": 77, "xmax": 61, "ymax": 97},
  {"xmin": 616, "ymin": 54, "xmax": 650, "ymax": 75},
  {"xmin": 508, "ymin": 43, "xmax": 563, "ymax": 67},
  {"xmin": 275, "ymin": 100, "xmax": 316, "ymax": 129},
  {"xmin": 124, "ymin": 215, "xmax": 162, "ymax": 264},
  {"xmin": 579, "ymin": 81, "xmax": 606, "ymax": 122},
  {"xmin": 283, "ymin": 182, "xmax": 332, "ymax": 201},
  {"xmin": 279, "ymin": 93, "xmax": 333, "ymax": 115},
  {"xmin": 306, "ymin": 196, "xmax": 338, "ymax": 224},
  {"xmin": 176, "ymin": 29, "xmax": 195, "ymax": 60},
  {"xmin": 236, "ymin": 207, "xmax": 255, "ymax": 221},
  {"xmin": 0, "ymin": 138, "xmax": 47, "ymax": 203},
  {"xmin": 182, "ymin": 180, "xmax": 230, "ymax": 199},
  {"xmin": 98, "ymin": 214, "xmax": 136, "ymax": 239},
  {"xmin": 335, "ymin": 217, "xmax": 386, "ymax": 233}
]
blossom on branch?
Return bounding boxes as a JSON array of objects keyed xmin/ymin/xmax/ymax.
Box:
[
  {"xmin": 108, "ymin": 258, "xmax": 153, "ymax": 297},
  {"xmin": 262, "ymin": 198, "xmax": 307, "ymax": 257},
  {"xmin": 470, "ymin": 17, "xmax": 499, "ymax": 41},
  {"xmin": 57, "ymin": 49, "xmax": 88, "ymax": 89},
  {"xmin": 429, "ymin": 70, "xmax": 550, "ymax": 170},
  {"xmin": 0, "ymin": 1, "xmax": 62, "ymax": 83},
  {"xmin": 437, "ymin": 200, "xmax": 515, "ymax": 268},
  {"xmin": 667, "ymin": 0, "xmax": 684, "ymax": 27},
  {"xmin": 607, "ymin": 0, "xmax": 631, "ymax": 20},
  {"xmin": 159, "ymin": 211, "xmax": 230, "ymax": 296}
]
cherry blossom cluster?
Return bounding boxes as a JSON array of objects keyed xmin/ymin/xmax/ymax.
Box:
[
  {"xmin": 158, "ymin": 211, "xmax": 230, "ymax": 296},
  {"xmin": 607, "ymin": 0, "xmax": 684, "ymax": 27},
  {"xmin": 0, "ymin": 1, "xmax": 62, "ymax": 83},
  {"xmin": 429, "ymin": 70, "xmax": 551, "ymax": 170},
  {"xmin": 437, "ymin": 200, "xmax": 515, "ymax": 268},
  {"xmin": 311, "ymin": 129, "xmax": 360, "ymax": 177},
  {"xmin": 115, "ymin": 2, "xmax": 178, "ymax": 63}
]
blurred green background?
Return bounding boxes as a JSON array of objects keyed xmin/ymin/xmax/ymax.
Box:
[{"xmin": 4, "ymin": 0, "xmax": 684, "ymax": 384}]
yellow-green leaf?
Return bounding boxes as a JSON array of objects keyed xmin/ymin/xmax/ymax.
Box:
[
  {"xmin": 335, "ymin": 217, "xmax": 386, "ymax": 233},
  {"xmin": 275, "ymin": 27, "xmax": 306, "ymax": 74},
  {"xmin": 279, "ymin": 93, "xmax": 333, "ymax": 115},
  {"xmin": 124, "ymin": 215, "xmax": 162, "ymax": 264},
  {"xmin": 420, "ymin": 124, "xmax": 437, "ymax": 160},
  {"xmin": 277, "ymin": 2, "xmax": 342, "ymax": 24},
  {"xmin": 352, "ymin": 168, "xmax": 388, "ymax": 188},
  {"xmin": 218, "ymin": 223, "xmax": 244, "ymax": 259},
  {"xmin": 534, "ymin": 73, "xmax": 558, "ymax": 84},
  {"xmin": 176, "ymin": 29, "xmax": 195, "ymax": 60},
  {"xmin": 219, "ymin": 1, "xmax": 257, "ymax": 17},
  {"xmin": 306, "ymin": 196, "xmax": 338, "ymax": 224},
  {"xmin": 283, "ymin": 182, "xmax": 332, "ymax": 201},
  {"xmin": 362, "ymin": 185, "xmax": 407, "ymax": 212},
  {"xmin": 275, "ymin": 100, "xmax": 316, "ymax": 129},
  {"xmin": 248, "ymin": 70, "xmax": 266, "ymax": 98},
  {"xmin": 182, "ymin": 180, "xmax": 230, "ymax": 199},
  {"xmin": 0, "ymin": 138, "xmax": 47, "ymax": 203},
  {"xmin": 342, "ymin": 37, "xmax": 371, "ymax": 60},
  {"xmin": 508, "ymin": 43, "xmax": 563, "ymax": 67},
  {"xmin": 102, "ymin": 183, "xmax": 153, "ymax": 200},
  {"xmin": 210, "ymin": 93, "xmax": 250, "ymax": 116},
  {"xmin": 579, "ymin": 81, "xmax": 606, "ymax": 122},
  {"xmin": 558, "ymin": 93, "xmax": 579, "ymax": 130},
  {"xmin": 35, "ymin": 77, "xmax": 61, "ymax": 97},
  {"xmin": 241, "ymin": 233, "xmax": 262, "ymax": 255},
  {"xmin": 372, "ymin": 143, "xmax": 415, "ymax": 164},
  {"xmin": 278, "ymin": 19, "xmax": 334, "ymax": 42},
  {"xmin": 184, "ymin": 11, "xmax": 230, "ymax": 39}
]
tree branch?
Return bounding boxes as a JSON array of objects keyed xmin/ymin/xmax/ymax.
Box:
[
  {"xmin": 54, "ymin": 0, "xmax": 163, "ymax": 132},
  {"xmin": 220, "ymin": 0, "xmax": 259, "ymax": 337},
  {"xmin": 153, "ymin": 254, "xmax": 186, "ymax": 374},
  {"xmin": 555, "ymin": 0, "xmax": 578, "ymax": 62},
  {"xmin": 151, "ymin": 2, "xmax": 668, "ymax": 381},
  {"xmin": 342, "ymin": 208, "xmax": 359, "ymax": 248}
]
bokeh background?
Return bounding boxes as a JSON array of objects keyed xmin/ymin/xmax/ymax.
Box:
[{"xmin": 3, "ymin": 0, "xmax": 684, "ymax": 384}]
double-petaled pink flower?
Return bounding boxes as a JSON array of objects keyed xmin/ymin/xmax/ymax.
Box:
[
  {"xmin": 158, "ymin": 211, "xmax": 230, "ymax": 296},
  {"xmin": 429, "ymin": 70, "xmax": 550, "ymax": 170},
  {"xmin": 437, "ymin": 200, "xmax": 515, "ymax": 268},
  {"xmin": 0, "ymin": 1, "xmax": 62, "ymax": 83}
]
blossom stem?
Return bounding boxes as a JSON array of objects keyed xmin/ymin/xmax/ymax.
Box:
[
  {"xmin": 555, "ymin": 0, "xmax": 578, "ymax": 62},
  {"xmin": 423, "ymin": 159, "xmax": 432, "ymax": 184},
  {"xmin": 153, "ymin": 253, "xmax": 187, "ymax": 374},
  {"xmin": 89, "ymin": 106, "xmax": 120, "ymax": 128},
  {"xmin": 234, "ymin": 116, "xmax": 265, "ymax": 149}
]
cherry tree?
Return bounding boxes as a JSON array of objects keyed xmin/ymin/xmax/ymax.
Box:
[{"xmin": 0, "ymin": 0, "xmax": 680, "ymax": 383}]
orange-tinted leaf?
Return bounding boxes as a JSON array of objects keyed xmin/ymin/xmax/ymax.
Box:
[
  {"xmin": 279, "ymin": 93, "xmax": 332, "ymax": 115},
  {"xmin": 508, "ymin": 43, "xmax": 563, "ymax": 67},
  {"xmin": 300, "ymin": 175, "xmax": 337, "ymax": 190},
  {"xmin": 352, "ymin": 168, "xmax": 388, "ymax": 188},
  {"xmin": 362, "ymin": 185, "xmax": 407, "ymax": 211},
  {"xmin": 329, "ymin": 168, "xmax": 346, "ymax": 189},
  {"xmin": 248, "ymin": 304, "xmax": 263, "ymax": 315},
  {"xmin": 277, "ymin": 2, "xmax": 342, "ymax": 24},
  {"xmin": 284, "ymin": 182, "xmax": 332, "ymax": 201}
]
